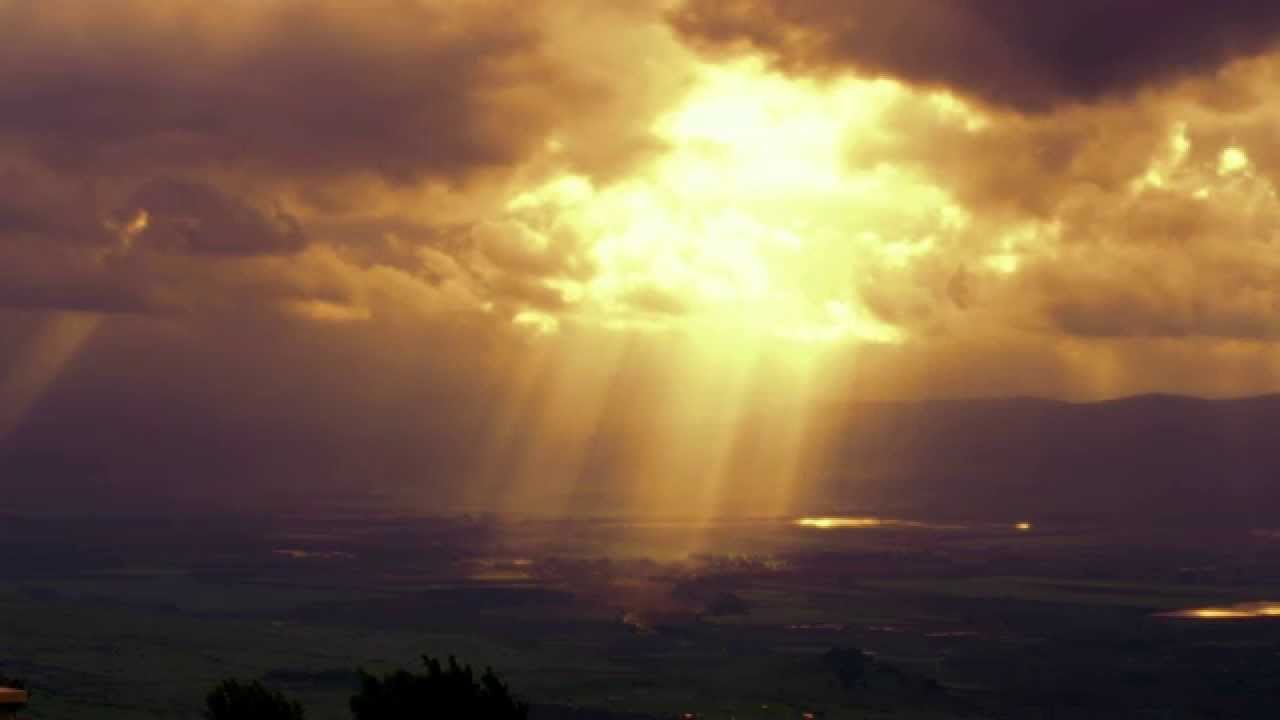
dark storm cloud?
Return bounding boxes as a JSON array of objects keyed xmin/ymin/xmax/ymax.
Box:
[
  {"xmin": 669, "ymin": 0, "xmax": 1280, "ymax": 111},
  {"xmin": 0, "ymin": 0, "xmax": 566, "ymax": 183},
  {"xmin": 0, "ymin": 157, "xmax": 112, "ymax": 246},
  {"xmin": 121, "ymin": 179, "xmax": 307, "ymax": 256},
  {"xmin": 0, "ymin": 166, "xmax": 314, "ymax": 313}
]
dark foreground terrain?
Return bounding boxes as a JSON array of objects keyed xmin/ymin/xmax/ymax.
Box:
[{"xmin": 3, "ymin": 512, "xmax": 1280, "ymax": 718}]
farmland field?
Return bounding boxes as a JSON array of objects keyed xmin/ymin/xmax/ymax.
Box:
[{"xmin": 4, "ymin": 513, "xmax": 1280, "ymax": 718}]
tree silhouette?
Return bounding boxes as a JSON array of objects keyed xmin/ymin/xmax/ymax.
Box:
[
  {"xmin": 351, "ymin": 655, "xmax": 528, "ymax": 719},
  {"xmin": 206, "ymin": 679, "xmax": 305, "ymax": 720}
]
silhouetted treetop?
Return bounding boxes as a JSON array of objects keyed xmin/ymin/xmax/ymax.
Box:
[
  {"xmin": 206, "ymin": 679, "xmax": 305, "ymax": 720},
  {"xmin": 351, "ymin": 655, "xmax": 527, "ymax": 720}
]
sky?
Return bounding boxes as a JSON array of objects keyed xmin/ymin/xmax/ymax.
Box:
[{"xmin": 4, "ymin": 0, "xmax": 1280, "ymax": 514}]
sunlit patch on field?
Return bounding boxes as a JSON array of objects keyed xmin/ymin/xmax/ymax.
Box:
[{"xmin": 1159, "ymin": 602, "xmax": 1280, "ymax": 620}]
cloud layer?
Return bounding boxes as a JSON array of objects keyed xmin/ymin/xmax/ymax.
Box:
[
  {"xmin": 669, "ymin": 0, "xmax": 1280, "ymax": 111},
  {"xmin": 0, "ymin": 0, "xmax": 690, "ymax": 317}
]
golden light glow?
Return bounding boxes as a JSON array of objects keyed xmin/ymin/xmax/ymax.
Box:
[
  {"xmin": 512, "ymin": 309, "xmax": 561, "ymax": 335},
  {"xmin": 285, "ymin": 300, "xmax": 372, "ymax": 323},
  {"xmin": 502, "ymin": 58, "xmax": 976, "ymax": 345},
  {"xmin": 1015, "ymin": 522, "xmax": 1033, "ymax": 531},
  {"xmin": 1161, "ymin": 602, "xmax": 1280, "ymax": 620},
  {"xmin": 795, "ymin": 516, "xmax": 930, "ymax": 529},
  {"xmin": 798, "ymin": 516, "xmax": 884, "ymax": 529},
  {"xmin": 1219, "ymin": 146, "xmax": 1250, "ymax": 176},
  {"xmin": 1187, "ymin": 609, "xmax": 1253, "ymax": 619}
]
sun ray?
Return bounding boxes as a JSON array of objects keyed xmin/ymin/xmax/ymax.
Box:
[
  {"xmin": 0, "ymin": 312, "xmax": 102, "ymax": 440},
  {"xmin": 473, "ymin": 57, "xmax": 1014, "ymax": 518}
]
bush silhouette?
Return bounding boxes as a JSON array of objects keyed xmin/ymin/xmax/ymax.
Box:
[
  {"xmin": 206, "ymin": 679, "xmax": 305, "ymax": 720},
  {"xmin": 351, "ymin": 655, "xmax": 528, "ymax": 719}
]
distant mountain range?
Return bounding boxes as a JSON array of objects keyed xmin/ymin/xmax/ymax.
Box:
[
  {"xmin": 5, "ymin": 393, "xmax": 1280, "ymax": 523},
  {"xmin": 816, "ymin": 394, "xmax": 1280, "ymax": 523}
]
